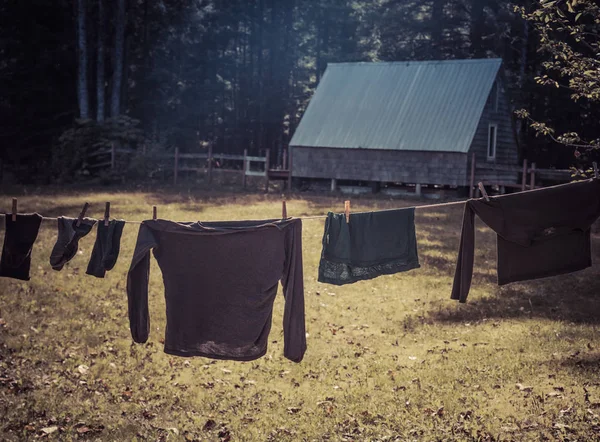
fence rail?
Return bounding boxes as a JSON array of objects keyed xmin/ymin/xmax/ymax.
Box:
[
  {"xmin": 90, "ymin": 144, "xmax": 291, "ymax": 191},
  {"xmin": 469, "ymin": 153, "xmax": 573, "ymax": 198}
]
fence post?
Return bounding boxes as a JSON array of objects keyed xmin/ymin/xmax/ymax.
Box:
[
  {"xmin": 174, "ymin": 147, "xmax": 179, "ymax": 185},
  {"xmin": 287, "ymin": 147, "xmax": 293, "ymax": 192},
  {"xmin": 207, "ymin": 144, "xmax": 213, "ymax": 185},
  {"xmin": 242, "ymin": 148, "xmax": 247, "ymax": 189},
  {"xmin": 264, "ymin": 149, "xmax": 270, "ymax": 193},
  {"xmin": 521, "ymin": 159, "xmax": 528, "ymax": 192},
  {"xmin": 283, "ymin": 149, "xmax": 287, "ymax": 170},
  {"xmin": 530, "ymin": 162, "xmax": 536, "ymax": 190},
  {"xmin": 111, "ymin": 143, "xmax": 116, "ymax": 169},
  {"xmin": 469, "ymin": 152, "xmax": 476, "ymax": 199}
]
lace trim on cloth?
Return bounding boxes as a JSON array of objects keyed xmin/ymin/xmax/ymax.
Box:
[{"xmin": 318, "ymin": 257, "xmax": 420, "ymax": 285}]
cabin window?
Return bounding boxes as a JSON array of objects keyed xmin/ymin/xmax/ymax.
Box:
[{"xmin": 487, "ymin": 123, "xmax": 497, "ymax": 160}]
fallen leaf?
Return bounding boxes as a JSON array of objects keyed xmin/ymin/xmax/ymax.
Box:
[
  {"xmin": 41, "ymin": 426, "xmax": 59, "ymax": 434},
  {"xmin": 76, "ymin": 426, "xmax": 91, "ymax": 434},
  {"xmin": 168, "ymin": 428, "xmax": 179, "ymax": 435},
  {"xmin": 77, "ymin": 365, "xmax": 89, "ymax": 375},
  {"xmin": 203, "ymin": 419, "xmax": 216, "ymax": 431},
  {"xmin": 287, "ymin": 407, "xmax": 301, "ymax": 414},
  {"xmin": 516, "ymin": 383, "xmax": 533, "ymax": 392}
]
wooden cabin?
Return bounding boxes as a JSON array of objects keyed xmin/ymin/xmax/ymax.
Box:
[{"xmin": 289, "ymin": 58, "xmax": 519, "ymax": 193}]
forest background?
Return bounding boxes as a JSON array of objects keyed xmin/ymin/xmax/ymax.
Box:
[{"xmin": 1, "ymin": 0, "xmax": 598, "ymax": 183}]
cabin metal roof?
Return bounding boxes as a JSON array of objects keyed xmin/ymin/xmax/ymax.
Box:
[{"xmin": 289, "ymin": 58, "xmax": 502, "ymax": 153}]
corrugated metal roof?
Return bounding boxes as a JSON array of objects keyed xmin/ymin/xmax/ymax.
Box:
[{"xmin": 289, "ymin": 58, "xmax": 502, "ymax": 153}]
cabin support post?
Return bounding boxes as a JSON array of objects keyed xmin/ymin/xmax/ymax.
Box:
[
  {"xmin": 521, "ymin": 159, "xmax": 528, "ymax": 191},
  {"xmin": 415, "ymin": 183, "xmax": 422, "ymax": 196},
  {"xmin": 330, "ymin": 179, "xmax": 337, "ymax": 192},
  {"xmin": 469, "ymin": 152, "xmax": 476, "ymax": 198},
  {"xmin": 530, "ymin": 162, "xmax": 536, "ymax": 190}
]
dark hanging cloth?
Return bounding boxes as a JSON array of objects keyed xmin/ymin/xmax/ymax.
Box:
[
  {"xmin": 49, "ymin": 216, "xmax": 96, "ymax": 271},
  {"xmin": 86, "ymin": 219, "xmax": 126, "ymax": 278},
  {"xmin": 127, "ymin": 218, "xmax": 306, "ymax": 363},
  {"xmin": 318, "ymin": 208, "xmax": 420, "ymax": 285},
  {"xmin": 451, "ymin": 178, "xmax": 600, "ymax": 303},
  {"xmin": 0, "ymin": 213, "xmax": 43, "ymax": 281}
]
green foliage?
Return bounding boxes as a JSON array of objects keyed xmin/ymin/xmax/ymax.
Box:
[
  {"xmin": 516, "ymin": 0, "xmax": 600, "ymax": 159},
  {"xmin": 53, "ymin": 117, "xmax": 144, "ymax": 182}
]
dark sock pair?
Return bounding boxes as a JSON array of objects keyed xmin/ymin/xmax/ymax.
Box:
[
  {"xmin": 86, "ymin": 220, "xmax": 126, "ymax": 278},
  {"xmin": 49, "ymin": 217, "xmax": 96, "ymax": 271}
]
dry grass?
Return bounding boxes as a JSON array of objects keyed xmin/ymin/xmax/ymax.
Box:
[{"xmin": 0, "ymin": 185, "xmax": 599, "ymax": 441}]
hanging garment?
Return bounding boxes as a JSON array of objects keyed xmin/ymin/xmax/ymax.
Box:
[
  {"xmin": 127, "ymin": 218, "xmax": 306, "ymax": 362},
  {"xmin": 0, "ymin": 213, "xmax": 43, "ymax": 281},
  {"xmin": 86, "ymin": 219, "xmax": 126, "ymax": 278},
  {"xmin": 318, "ymin": 208, "xmax": 420, "ymax": 285},
  {"xmin": 49, "ymin": 216, "xmax": 96, "ymax": 271},
  {"xmin": 451, "ymin": 178, "xmax": 600, "ymax": 303}
]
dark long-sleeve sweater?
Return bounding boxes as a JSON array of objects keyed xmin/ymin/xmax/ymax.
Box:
[
  {"xmin": 451, "ymin": 178, "xmax": 600, "ymax": 303},
  {"xmin": 126, "ymin": 217, "xmax": 306, "ymax": 362}
]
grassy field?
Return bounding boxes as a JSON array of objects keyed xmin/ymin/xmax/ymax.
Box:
[{"xmin": 0, "ymin": 186, "xmax": 600, "ymax": 441}]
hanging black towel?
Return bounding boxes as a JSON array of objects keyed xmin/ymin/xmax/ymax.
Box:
[
  {"xmin": 318, "ymin": 208, "xmax": 420, "ymax": 285},
  {"xmin": 49, "ymin": 216, "xmax": 96, "ymax": 271},
  {"xmin": 86, "ymin": 219, "xmax": 126, "ymax": 278},
  {"xmin": 0, "ymin": 213, "xmax": 43, "ymax": 281}
]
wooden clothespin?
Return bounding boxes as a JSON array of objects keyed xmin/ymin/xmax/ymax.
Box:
[
  {"xmin": 282, "ymin": 200, "xmax": 287, "ymax": 219},
  {"xmin": 11, "ymin": 198, "xmax": 17, "ymax": 222},
  {"xmin": 152, "ymin": 206, "xmax": 157, "ymax": 221},
  {"xmin": 344, "ymin": 200, "xmax": 350, "ymax": 223},
  {"xmin": 477, "ymin": 182, "xmax": 490, "ymax": 202},
  {"xmin": 76, "ymin": 202, "xmax": 89, "ymax": 227},
  {"xmin": 593, "ymin": 162, "xmax": 598, "ymax": 179},
  {"xmin": 104, "ymin": 202, "xmax": 111, "ymax": 226}
]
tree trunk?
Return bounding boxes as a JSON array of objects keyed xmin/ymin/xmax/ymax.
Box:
[
  {"xmin": 469, "ymin": 0, "xmax": 486, "ymax": 58},
  {"xmin": 257, "ymin": 0, "xmax": 265, "ymax": 151},
  {"xmin": 110, "ymin": 0, "xmax": 126, "ymax": 118},
  {"xmin": 96, "ymin": 0, "xmax": 105, "ymax": 123},
  {"xmin": 431, "ymin": 0, "xmax": 444, "ymax": 59},
  {"xmin": 77, "ymin": 0, "xmax": 89, "ymax": 119}
]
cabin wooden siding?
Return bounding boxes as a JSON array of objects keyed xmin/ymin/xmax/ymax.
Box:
[
  {"xmin": 291, "ymin": 147, "xmax": 469, "ymax": 186},
  {"xmin": 468, "ymin": 77, "xmax": 519, "ymax": 184}
]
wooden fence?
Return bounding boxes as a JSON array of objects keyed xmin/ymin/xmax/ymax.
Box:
[
  {"xmin": 468, "ymin": 153, "xmax": 572, "ymax": 198},
  {"xmin": 89, "ymin": 144, "xmax": 292, "ymax": 191}
]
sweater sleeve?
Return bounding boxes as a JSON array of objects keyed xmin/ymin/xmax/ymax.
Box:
[
  {"xmin": 126, "ymin": 222, "xmax": 158, "ymax": 343},
  {"xmin": 450, "ymin": 202, "xmax": 475, "ymax": 303},
  {"xmin": 281, "ymin": 220, "xmax": 307, "ymax": 362}
]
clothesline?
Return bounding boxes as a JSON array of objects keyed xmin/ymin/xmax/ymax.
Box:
[{"xmin": 0, "ymin": 197, "xmax": 472, "ymax": 224}]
